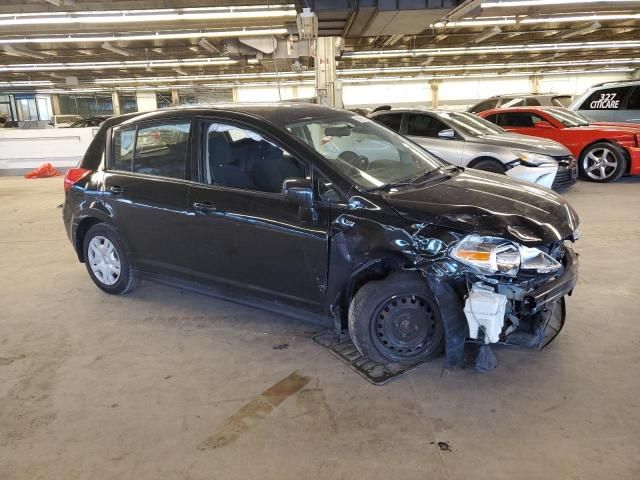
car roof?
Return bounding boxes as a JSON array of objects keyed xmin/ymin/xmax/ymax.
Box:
[
  {"xmin": 370, "ymin": 107, "xmax": 466, "ymax": 115},
  {"xmin": 589, "ymin": 79, "xmax": 640, "ymax": 89},
  {"xmin": 479, "ymin": 106, "xmax": 560, "ymax": 114},
  {"xmin": 115, "ymin": 102, "xmax": 345, "ymax": 127}
]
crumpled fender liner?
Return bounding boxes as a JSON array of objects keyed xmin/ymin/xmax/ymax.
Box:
[{"xmin": 425, "ymin": 277, "xmax": 467, "ymax": 369}]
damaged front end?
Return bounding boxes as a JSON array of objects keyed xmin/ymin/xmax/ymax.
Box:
[
  {"xmin": 414, "ymin": 226, "xmax": 579, "ymax": 371},
  {"xmin": 328, "ymin": 208, "xmax": 580, "ymax": 372}
]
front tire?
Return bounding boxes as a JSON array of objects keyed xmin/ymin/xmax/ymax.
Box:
[
  {"xmin": 348, "ymin": 272, "xmax": 444, "ymax": 364},
  {"xmin": 83, "ymin": 223, "xmax": 139, "ymax": 294},
  {"xmin": 579, "ymin": 142, "xmax": 627, "ymax": 183},
  {"xmin": 470, "ymin": 158, "xmax": 506, "ymax": 174}
]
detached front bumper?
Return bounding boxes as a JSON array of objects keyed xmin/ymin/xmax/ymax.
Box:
[{"xmin": 506, "ymin": 163, "xmax": 558, "ymax": 189}]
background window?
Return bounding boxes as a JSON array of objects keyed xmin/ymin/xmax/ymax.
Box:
[
  {"xmin": 495, "ymin": 112, "xmax": 545, "ymax": 128},
  {"xmin": 406, "ymin": 114, "xmax": 449, "ymax": 138},
  {"xmin": 374, "ymin": 113, "xmax": 402, "ymax": 132},
  {"xmin": 132, "ymin": 122, "xmax": 190, "ymax": 179},
  {"xmin": 579, "ymin": 87, "xmax": 630, "ymax": 110},
  {"xmin": 207, "ymin": 123, "xmax": 305, "ymax": 193},
  {"xmin": 113, "ymin": 129, "xmax": 135, "ymax": 171}
]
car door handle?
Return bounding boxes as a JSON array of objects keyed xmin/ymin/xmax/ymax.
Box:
[
  {"xmin": 193, "ymin": 201, "xmax": 217, "ymax": 214},
  {"xmin": 109, "ymin": 185, "xmax": 124, "ymax": 195}
]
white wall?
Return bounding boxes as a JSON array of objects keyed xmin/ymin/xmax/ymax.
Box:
[
  {"xmin": 233, "ymin": 72, "xmax": 631, "ymax": 109},
  {"xmin": 0, "ymin": 127, "xmax": 97, "ymax": 174},
  {"xmin": 235, "ymin": 85, "xmax": 315, "ymax": 102},
  {"xmin": 135, "ymin": 91, "xmax": 158, "ymax": 112}
]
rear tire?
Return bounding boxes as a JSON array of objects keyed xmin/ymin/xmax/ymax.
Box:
[
  {"xmin": 83, "ymin": 223, "xmax": 139, "ymax": 295},
  {"xmin": 470, "ymin": 158, "xmax": 506, "ymax": 174},
  {"xmin": 348, "ymin": 272, "xmax": 444, "ymax": 364},
  {"xmin": 579, "ymin": 142, "xmax": 627, "ymax": 183}
]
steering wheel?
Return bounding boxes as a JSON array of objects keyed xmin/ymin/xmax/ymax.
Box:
[{"xmin": 338, "ymin": 150, "xmax": 369, "ymax": 170}]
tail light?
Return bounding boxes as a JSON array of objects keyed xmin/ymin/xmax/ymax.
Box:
[{"xmin": 63, "ymin": 168, "xmax": 91, "ymax": 192}]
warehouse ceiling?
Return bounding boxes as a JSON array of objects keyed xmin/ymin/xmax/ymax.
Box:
[{"xmin": 1, "ymin": 0, "xmax": 639, "ymax": 92}]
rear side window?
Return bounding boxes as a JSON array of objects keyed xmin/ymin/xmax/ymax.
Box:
[
  {"xmin": 374, "ymin": 113, "xmax": 402, "ymax": 132},
  {"xmin": 484, "ymin": 113, "xmax": 498, "ymax": 124},
  {"xmin": 579, "ymin": 86, "xmax": 631, "ymax": 110},
  {"xmin": 406, "ymin": 114, "xmax": 449, "ymax": 138},
  {"xmin": 552, "ymin": 96, "xmax": 572, "ymax": 107},
  {"xmin": 500, "ymin": 97, "xmax": 524, "ymax": 108},
  {"xmin": 625, "ymin": 87, "xmax": 640, "ymax": 110},
  {"xmin": 132, "ymin": 122, "xmax": 190, "ymax": 179},
  {"xmin": 469, "ymin": 98, "xmax": 498, "ymax": 113},
  {"xmin": 113, "ymin": 128, "xmax": 135, "ymax": 171}
]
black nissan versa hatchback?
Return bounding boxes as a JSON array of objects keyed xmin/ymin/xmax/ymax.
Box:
[{"xmin": 63, "ymin": 104, "xmax": 580, "ymax": 368}]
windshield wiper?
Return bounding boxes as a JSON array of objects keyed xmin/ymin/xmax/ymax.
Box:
[{"xmin": 365, "ymin": 166, "xmax": 457, "ymax": 192}]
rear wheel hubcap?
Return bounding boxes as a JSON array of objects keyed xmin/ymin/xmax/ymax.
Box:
[
  {"xmin": 88, "ymin": 236, "xmax": 121, "ymax": 286},
  {"xmin": 583, "ymin": 147, "xmax": 617, "ymax": 180}
]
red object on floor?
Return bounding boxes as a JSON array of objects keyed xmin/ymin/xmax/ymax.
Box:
[{"xmin": 24, "ymin": 163, "xmax": 61, "ymax": 179}]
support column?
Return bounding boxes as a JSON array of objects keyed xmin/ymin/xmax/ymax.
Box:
[
  {"xmin": 315, "ymin": 36, "xmax": 342, "ymax": 108},
  {"xmin": 171, "ymin": 89, "xmax": 180, "ymax": 106},
  {"xmin": 529, "ymin": 75, "xmax": 541, "ymax": 94},
  {"xmin": 429, "ymin": 80, "xmax": 441, "ymax": 108},
  {"xmin": 112, "ymin": 91, "xmax": 121, "ymax": 116},
  {"xmin": 135, "ymin": 91, "xmax": 157, "ymax": 112},
  {"xmin": 50, "ymin": 94, "xmax": 61, "ymax": 116}
]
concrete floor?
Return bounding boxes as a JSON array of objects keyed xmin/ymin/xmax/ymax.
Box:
[{"xmin": 1, "ymin": 175, "xmax": 639, "ymax": 480}]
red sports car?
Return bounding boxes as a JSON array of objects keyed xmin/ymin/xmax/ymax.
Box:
[{"xmin": 478, "ymin": 106, "xmax": 640, "ymax": 183}]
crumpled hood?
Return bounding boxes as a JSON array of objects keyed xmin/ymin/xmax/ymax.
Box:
[
  {"xmin": 384, "ymin": 169, "xmax": 580, "ymax": 246},
  {"xmin": 469, "ymin": 132, "xmax": 570, "ymax": 156}
]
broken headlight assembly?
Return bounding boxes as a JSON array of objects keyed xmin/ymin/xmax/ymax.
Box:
[
  {"xmin": 512, "ymin": 149, "xmax": 557, "ymax": 167},
  {"xmin": 450, "ymin": 235, "xmax": 562, "ymax": 277}
]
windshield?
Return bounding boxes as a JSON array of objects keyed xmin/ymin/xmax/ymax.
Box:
[
  {"xmin": 435, "ymin": 111, "xmax": 505, "ymax": 136},
  {"xmin": 286, "ymin": 113, "xmax": 446, "ymax": 189},
  {"xmin": 543, "ymin": 108, "xmax": 590, "ymax": 127}
]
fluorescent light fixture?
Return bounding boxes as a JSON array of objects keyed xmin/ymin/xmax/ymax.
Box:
[
  {"xmin": 483, "ymin": 0, "xmax": 640, "ymax": 7},
  {"xmin": 342, "ymin": 40, "xmax": 640, "ymax": 59},
  {"xmin": 432, "ymin": 12, "xmax": 640, "ymax": 27},
  {"xmin": 520, "ymin": 13, "xmax": 640, "ymax": 24},
  {"xmin": 0, "ymin": 57, "xmax": 238, "ymax": 72},
  {"xmin": 173, "ymin": 68, "xmax": 188, "ymax": 76},
  {"xmin": 89, "ymin": 59, "xmax": 636, "ymax": 87},
  {"xmin": 0, "ymin": 27, "xmax": 291, "ymax": 45},
  {"xmin": 560, "ymin": 21, "xmax": 601, "ymax": 39},
  {"xmin": 0, "ymin": 5, "xmax": 297, "ymax": 27},
  {"xmin": 94, "ymin": 71, "xmax": 315, "ymax": 85},
  {"xmin": 473, "ymin": 26, "xmax": 502, "ymax": 43},
  {"xmin": 101, "ymin": 42, "xmax": 131, "ymax": 57},
  {"xmin": 198, "ymin": 38, "xmax": 220, "ymax": 54},
  {"xmin": 43, "ymin": 0, "xmax": 64, "ymax": 6}
]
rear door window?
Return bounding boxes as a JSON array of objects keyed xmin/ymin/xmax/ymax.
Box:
[
  {"xmin": 373, "ymin": 113, "xmax": 403, "ymax": 132},
  {"xmin": 406, "ymin": 114, "xmax": 449, "ymax": 138},
  {"xmin": 112, "ymin": 128, "xmax": 135, "ymax": 171},
  {"xmin": 132, "ymin": 121, "xmax": 191, "ymax": 179},
  {"xmin": 579, "ymin": 86, "xmax": 631, "ymax": 110}
]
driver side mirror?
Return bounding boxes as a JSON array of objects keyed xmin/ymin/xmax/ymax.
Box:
[
  {"xmin": 438, "ymin": 128, "xmax": 456, "ymax": 139},
  {"xmin": 282, "ymin": 177, "xmax": 317, "ymax": 222},
  {"xmin": 535, "ymin": 121, "xmax": 554, "ymax": 129},
  {"xmin": 282, "ymin": 177, "xmax": 313, "ymax": 209}
]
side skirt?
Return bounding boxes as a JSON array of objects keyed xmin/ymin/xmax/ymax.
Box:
[{"xmin": 135, "ymin": 270, "xmax": 333, "ymax": 328}]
